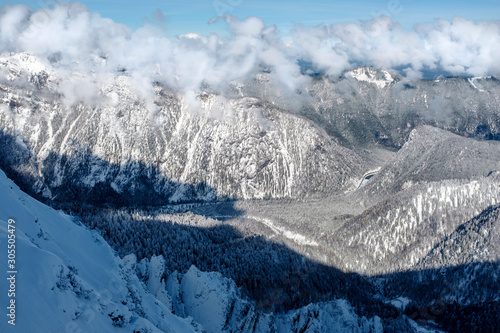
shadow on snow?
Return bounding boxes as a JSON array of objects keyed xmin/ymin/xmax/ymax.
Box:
[{"xmin": 1, "ymin": 130, "xmax": 498, "ymax": 331}]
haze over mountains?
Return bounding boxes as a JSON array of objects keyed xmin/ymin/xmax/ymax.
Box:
[{"xmin": 0, "ymin": 2, "xmax": 499, "ymax": 333}]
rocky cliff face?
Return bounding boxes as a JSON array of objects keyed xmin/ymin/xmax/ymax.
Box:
[
  {"xmin": 0, "ymin": 52, "xmax": 364, "ymax": 205},
  {"xmin": 138, "ymin": 260, "xmax": 391, "ymax": 333},
  {"xmin": 2, "ymin": 53, "xmax": 500, "ymax": 206}
]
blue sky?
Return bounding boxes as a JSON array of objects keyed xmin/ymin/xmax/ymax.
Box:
[{"xmin": 2, "ymin": 0, "xmax": 499, "ymax": 36}]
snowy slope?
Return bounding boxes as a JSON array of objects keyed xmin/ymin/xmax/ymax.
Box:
[
  {"xmin": 0, "ymin": 168, "xmax": 423, "ymax": 332},
  {"xmin": 353, "ymin": 125, "xmax": 500, "ymax": 209},
  {"xmin": 333, "ymin": 175, "xmax": 500, "ymax": 275},
  {"xmin": 0, "ymin": 169, "xmax": 202, "ymax": 333},
  {"xmin": 407, "ymin": 204, "xmax": 500, "ymax": 305},
  {"xmin": 420, "ymin": 204, "xmax": 500, "ymax": 269}
]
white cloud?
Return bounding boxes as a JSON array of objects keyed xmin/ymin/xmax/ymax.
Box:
[{"xmin": 0, "ymin": 3, "xmax": 499, "ymax": 109}]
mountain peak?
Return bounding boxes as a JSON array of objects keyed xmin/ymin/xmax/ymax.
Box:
[{"xmin": 346, "ymin": 67, "xmax": 395, "ymax": 88}]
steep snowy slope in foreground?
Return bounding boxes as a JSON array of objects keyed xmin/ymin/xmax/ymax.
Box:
[
  {"xmin": 0, "ymin": 168, "xmax": 202, "ymax": 333},
  {"xmin": 0, "ymin": 169, "xmax": 409, "ymax": 332}
]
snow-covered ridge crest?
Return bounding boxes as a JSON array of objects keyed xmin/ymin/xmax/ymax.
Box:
[
  {"xmin": 0, "ymin": 52, "xmax": 50, "ymax": 76},
  {"xmin": 467, "ymin": 76, "xmax": 494, "ymax": 92},
  {"xmin": 0, "ymin": 52, "xmax": 59, "ymax": 90},
  {"xmin": 346, "ymin": 67, "xmax": 394, "ymax": 88}
]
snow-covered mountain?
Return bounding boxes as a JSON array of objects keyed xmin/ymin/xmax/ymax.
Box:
[
  {"xmin": 420, "ymin": 204, "xmax": 500, "ymax": 270},
  {"xmin": 1, "ymin": 50, "xmax": 499, "ymax": 332},
  {"xmin": 326, "ymin": 126, "xmax": 500, "ymax": 275},
  {"xmin": 355, "ymin": 125, "xmax": 500, "ymax": 206},
  {"xmin": 0, "ymin": 168, "xmax": 411, "ymax": 332},
  {"xmin": 409, "ymin": 204, "xmax": 500, "ymax": 307},
  {"xmin": 296, "ymin": 70, "xmax": 500, "ymax": 148},
  {"xmin": 333, "ymin": 175, "xmax": 500, "ymax": 275},
  {"xmin": 2, "ymin": 53, "xmax": 500, "ymax": 207},
  {"xmin": 0, "ymin": 52, "xmax": 364, "ymax": 205},
  {"xmin": 0, "ymin": 169, "xmax": 202, "ymax": 333},
  {"xmin": 346, "ymin": 67, "xmax": 395, "ymax": 88}
]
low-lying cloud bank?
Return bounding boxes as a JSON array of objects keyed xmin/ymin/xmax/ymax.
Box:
[{"xmin": 0, "ymin": 2, "xmax": 499, "ymax": 98}]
